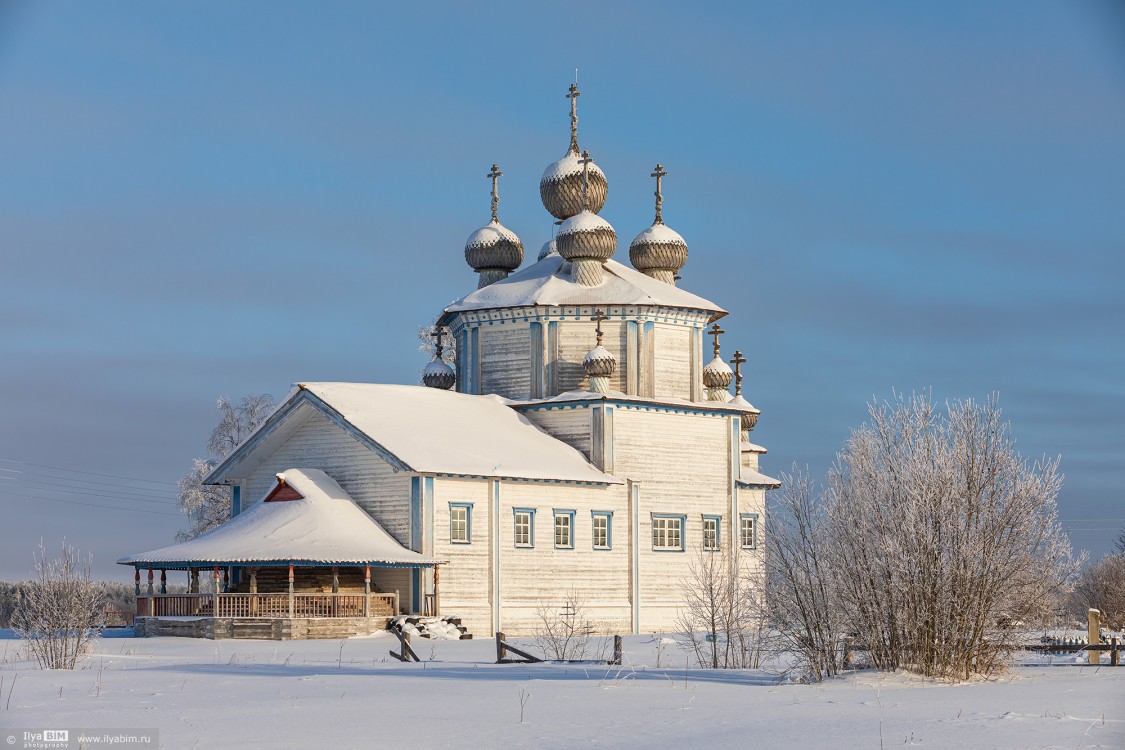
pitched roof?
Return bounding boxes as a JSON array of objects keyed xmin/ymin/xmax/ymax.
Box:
[
  {"xmin": 442, "ymin": 255, "xmax": 726, "ymax": 317},
  {"xmin": 207, "ymin": 383, "xmax": 621, "ymax": 486},
  {"xmin": 118, "ymin": 469, "xmax": 440, "ymax": 568}
]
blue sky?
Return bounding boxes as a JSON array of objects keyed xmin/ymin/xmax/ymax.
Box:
[{"xmin": 0, "ymin": 1, "xmax": 1122, "ymax": 580}]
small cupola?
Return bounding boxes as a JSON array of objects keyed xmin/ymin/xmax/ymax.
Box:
[
  {"xmin": 422, "ymin": 327, "xmax": 456, "ymax": 390},
  {"xmin": 465, "ymin": 164, "xmax": 524, "ymax": 288},
  {"xmin": 702, "ymin": 323, "xmax": 733, "ymax": 402},
  {"xmin": 582, "ymin": 309, "xmax": 617, "ymax": 393},
  {"xmin": 629, "ymin": 164, "xmax": 688, "ymax": 286},
  {"xmin": 727, "ymin": 349, "xmax": 759, "ymax": 431}
]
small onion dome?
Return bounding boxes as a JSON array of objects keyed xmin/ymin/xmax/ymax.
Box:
[
  {"xmin": 538, "ymin": 238, "xmax": 558, "ymax": 261},
  {"xmin": 702, "ymin": 355, "xmax": 733, "ymax": 390},
  {"xmin": 422, "ymin": 356, "xmax": 456, "ymax": 390},
  {"xmin": 540, "ymin": 150, "xmax": 608, "ymax": 221},
  {"xmin": 630, "ymin": 222, "xmax": 688, "ymax": 286},
  {"xmin": 583, "ymin": 345, "xmax": 617, "ymax": 378},
  {"xmin": 465, "ymin": 219, "xmax": 524, "ymax": 288},
  {"xmin": 557, "ymin": 209, "xmax": 616, "ymax": 286},
  {"xmin": 728, "ymin": 393, "xmax": 760, "ymax": 431}
]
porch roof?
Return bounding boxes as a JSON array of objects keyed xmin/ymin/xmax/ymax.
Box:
[{"xmin": 118, "ymin": 468, "xmax": 443, "ymax": 569}]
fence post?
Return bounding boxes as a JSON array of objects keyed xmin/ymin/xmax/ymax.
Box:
[
  {"xmin": 1112, "ymin": 637, "xmax": 1119, "ymax": 668},
  {"xmin": 496, "ymin": 631, "xmax": 506, "ymax": 663},
  {"xmin": 612, "ymin": 635, "xmax": 623, "ymax": 666},
  {"xmin": 1088, "ymin": 609, "xmax": 1101, "ymax": 665},
  {"xmin": 394, "ymin": 590, "xmax": 400, "ymax": 616},
  {"xmin": 402, "ymin": 631, "xmax": 411, "ymax": 662}
]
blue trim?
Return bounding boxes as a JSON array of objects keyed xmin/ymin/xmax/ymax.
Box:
[
  {"xmin": 702, "ymin": 514, "xmax": 721, "ymax": 551},
  {"xmin": 410, "ymin": 476, "xmax": 423, "ymax": 553},
  {"xmin": 530, "ymin": 321, "xmax": 544, "ymax": 398},
  {"xmin": 651, "ymin": 513, "xmax": 687, "ymax": 552},
  {"xmin": 630, "ymin": 482, "xmax": 640, "ymax": 633},
  {"xmin": 424, "ymin": 476, "xmax": 435, "ymax": 555},
  {"xmin": 412, "ymin": 568, "xmax": 421, "ymax": 614},
  {"xmin": 513, "ymin": 507, "xmax": 536, "ymax": 549},
  {"xmin": 552, "ymin": 508, "xmax": 576, "ymax": 549},
  {"xmin": 591, "ymin": 510, "xmax": 613, "ymax": 550},
  {"xmin": 739, "ymin": 513, "xmax": 760, "ymax": 549},
  {"xmin": 231, "ymin": 485, "xmax": 241, "ymax": 517},
  {"xmin": 449, "ymin": 502, "xmax": 473, "ymax": 544},
  {"xmin": 470, "ymin": 327, "xmax": 480, "ymax": 394}
]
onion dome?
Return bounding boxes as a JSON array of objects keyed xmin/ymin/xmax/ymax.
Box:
[
  {"xmin": 422, "ymin": 327, "xmax": 456, "ymax": 390},
  {"xmin": 703, "ymin": 323, "xmax": 731, "ymax": 401},
  {"xmin": 729, "ymin": 349, "xmax": 758, "ymax": 430},
  {"xmin": 557, "ymin": 208, "xmax": 617, "ymax": 286},
  {"xmin": 538, "ymin": 238, "xmax": 558, "ymax": 261},
  {"xmin": 630, "ymin": 164, "xmax": 688, "ymax": 286},
  {"xmin": 465, "ymin": 165, "xmax": 523, "ymax": 288},
  {"xmin": 540, "ymin": 84, "xmax": 608, "ymax": 220},
  {"xmin": 583, "ymin": 310, "xmax": 617, "ymax": 393}
]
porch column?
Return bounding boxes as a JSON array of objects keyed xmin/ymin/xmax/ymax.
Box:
[
  {"xmin": 363, "ymin": 565, "xmax": 371, "ymax": 617},
  {"xmin": 331, "ymin": 566, "xmax": 339, "ymax": 617},
  {"xmin": 134, "ymin": 568, "xmax": 140, "ymax": 596},
  {"xmin": 213, "ymin": 566, "xmax": 220, "ymax": 617},
  {"xmin": 190, "ymin": 568, "xmax": 199, "ymax": 593},
  {"xmin": 433, "ymin": 564, "xmax": 441, "ymax": 616},
  {"xmin": 288, "ymin": 564, "xmax": 295, "ymax": 619},
  {"xmin": 160, "ymin": 570, "xmax": 167, "ymax": 595},
  {"xmin": 222, "ymin": 568, "xmax": 230, "ymax": 593},
  {"xmin": 147, "ymin": 569, "xmax": 154, "ymax": 617},
  {"xmin": 249, "ymin": 568, "xmax": 258, "ymax": 616}
]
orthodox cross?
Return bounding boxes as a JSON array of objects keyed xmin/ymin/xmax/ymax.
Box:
[
  {"xmin": 651, "ymin": 163, "xmax": 667, "ymax": 224},
  {"xmin": 567, "ymin": 83, "xmax": 581, "ymax": 153},
  {"xmin": 730, "ymin": 350, "xmax": 746, "ymax": 395},
  {"xmin": 708, "ymin": 323, "xmax": 725, "ymax": 357},
  {"xmin": 590, "ymin": 309, "xmax": 609, "ymax": 346},
  {"xmin": 579, "ymin": 150, "xmax": 594, "ymax": 211},
  {"xmin": 487, "ymin": 164, "xmax": 503, "ymax": 223},
  {"xmin": 431, "ymin": 326, "xmax": 447, "ymax": 358}
]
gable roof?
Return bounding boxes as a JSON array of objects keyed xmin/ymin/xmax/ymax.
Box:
[
  {"xmin": 442, "ymin": 255, "xmax": 726, "ymax": 318},
  {"xmin": 118, "ymin": 469, "xmax": 440, "ymax": 568},
  {"xmin": 207, "ymin": 383, "xmax": 621, "ymax": 486}
]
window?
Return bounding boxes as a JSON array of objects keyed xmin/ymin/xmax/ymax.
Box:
[
  {"xmin": 702, "ymin": 515, "xmax": 720, "ymax": 551},
  {"xmin": 554, "ymin": 509, "xmax": 575, "ymax": 549},
  {"xmin": 592, "ymin": 511, "xmax": 612, "ymax": 550},
  {"xmin": 514, "ymin": 508, "xmax": 535, "ymax": 548},
  {"xmin": 449, "ymin": 503, "xmax": 472, "ymax": 544},
  {"xmin": 740, "ymin": 514, "xmax": 758, "ymax": 549},
  {"xmin": 652, "ymin": 515, "xmax": 685, "ymax": 551}
]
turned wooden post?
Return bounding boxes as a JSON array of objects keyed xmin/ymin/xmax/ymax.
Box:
[
  {"xmin": 433, "ymin": 564, "xmax": 441, "ymax": 616},
  {"xmin": 190, "ymin": 568, "xmax": 199, "ymax": 594},
  {"xmin": 1088, "ymin": 609, "xmax": 1101, "ymax": 665},
  {"xmin": 249, "ymin": 568, "xmax": 258, "ymax": 616},
  {"xmin": 363, "ymin": 565, "xmax": 371, "ymax": 617},
  {"xmin": 288, "ymin": 564, "xmax": 295, "ymax": 619},
  {"xmin": 394, "ymin": 590, "xmax": 400, "ymax": 616},
  {"xmin": 160, "ymin": 570, "xmax": 167, "ymax": 595},
  {"xmin": 134, "ymin": 568, "xmax": 140, "ymax": 596},
  {"xmin": 222, "ymin": 568, "xmax": 230, "ymax": 593},
  {"xmin": 147, "ymin": 569, "xmax": 154, "ymax": 616},
  {"xmin": 213, "ymin": 566, "xmax": 220, "ymax": 617}
]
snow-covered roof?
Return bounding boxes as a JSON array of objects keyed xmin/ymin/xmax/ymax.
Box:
[
  {"xmin": 208, "ymin": 383, "xmax": 621, "ymax": 486},
  {"xmin": 509, "ymin": 390, "xmax": 760, "ymax": 418},
  {"xmin": 118, "ymin": 469, "xmax": 441, "ymax": 568},
  {"xmin": 741, "ymin": 441, "xmax": 768, "ymax": 454},
  {"xmin": 443, "ymin": 255, "xmax": 725, "ymax": 317},
  {"xmin": 738, "ymin": 468, "xmax": 781, "ymax": 489}
]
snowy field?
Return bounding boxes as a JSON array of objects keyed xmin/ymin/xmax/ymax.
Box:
[{"xmin": 1, "ymin": 629, "xmax": 1122, "ymax": 749}]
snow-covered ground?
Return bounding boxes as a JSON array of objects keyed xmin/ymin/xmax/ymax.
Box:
[{"xmin": 1, "ymin": 629, "xmax": 1122, "ymax": 749}]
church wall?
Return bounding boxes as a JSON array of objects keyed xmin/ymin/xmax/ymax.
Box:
[
  {"xmin": 520, "ymin": 406, "xmax": 592, "ymax": 460},
  {"xmin": 555, "ymin": 320, "xmax": 628, "ymax": 394},
  {"xmin": 238, "ymin": 411, "xmax": 413, "ymax": 547},
  {"xmin": 652, "ymin": 323, "xmax": 693, "ymax": 400},
  {"xmin": 430, "ymin": 476, "xmax": 492, "ymax": 636},
  {"xmin": 479, "ymin": 326, "xmax": 531, "ymax": 399},
  {"xmin": 611, "ymin": 407, "xmax": 733, "ymax": 632}
]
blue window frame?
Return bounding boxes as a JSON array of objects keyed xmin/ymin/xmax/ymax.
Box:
[
  {"xmin": 702, "ymin": 515, "xmax": 721, "ymax": 551},
  {"xmin": 513, "ymin": 507, "xmax": 536, "ymax": 548},
  {"xmin": 449, "ymin": 502, "xmax": 473, "ymax": 544},
  {"xmin": 591, "ymin": 510, "xmax": 613, "ymax": 550},
  {"xmin": 739, "ymin": 513, "xmax": 759, "ymax": 549},
  {"xmin": 652, "ymin": 514, "xmax": 686, "ymax": 552},
  {"xmin": 231, "ymin": 485, "xmax": 242, "ymax": 517},
  {"xmin": 553, "ymin": 509, "xmax": 576, "ymax": 549}
]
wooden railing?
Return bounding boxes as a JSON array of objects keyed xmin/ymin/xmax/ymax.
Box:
[{"xmin": 136, "ymin": 592, "xmax": 400, "ymax": 619}]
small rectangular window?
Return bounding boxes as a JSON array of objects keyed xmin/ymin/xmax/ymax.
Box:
[
  {"xmin": 554, "ymin": 510, "xmax": 574, "ymax": 549},
  {"xmin": 514, "ymin": 509, "xmax": 534, "ymax": 548},
  {"xmin": 449, "ymin": 503, "xmax": 472, "ymax": 544},
  {"xmin": 592, "ymin": 511, "xmax": 612, "ymax": 550},
  {"xmin": 740, "ymin": 514, "xmax": 757, "ymax": 549},
  {"xmin": 652, "ymin": 515, "xmax": 684, "ymax": 551},
  {"xmin": 703, "ymin": 516, "xmax": 720, "ymax": 551}
]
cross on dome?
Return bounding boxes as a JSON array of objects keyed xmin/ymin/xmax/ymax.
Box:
[
  {"xmin": 487, "ymin": 164, "xmax": 503, "ymax": 223},
  {"xmin": 590, "ymin": 309, "xmax": 609, "ymax": 345},
  {"xmin": 579, "ymin": 150, "xmax": 594, "ymax": 211},
  {"xmin": 431, "ymin": 326, "xmax": 447, "ymax": 357},
  {"xmin": 651, "ymin": 163, "xmax": 667, "ymax": 225},
  {"xmin": 566, "ymin": 83, "xmax": 581, "ymax": 154},
  {"xmin": 708, "ymin": 323, "xmax": 725, "ymax": 357},
  {"xmin": 730, "ymin": 350, "xmax": 746, "ymax": 395}
]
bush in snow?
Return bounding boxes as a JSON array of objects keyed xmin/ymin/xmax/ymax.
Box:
[
  {"xmin": 676, "ymin": 545, "xmax": 767, "ymax": 669},
  {"xmin": 12, "ymin": 541, "xmax": 105, "ymax": 670},
  {"xmin": 767, "ymin": 393, "xmax": 1078, "ymax": 681}
]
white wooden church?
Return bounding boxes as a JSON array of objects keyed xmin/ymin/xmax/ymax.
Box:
[{"xmin": 120, "ymin": 85, "xmax": 779, "ymax": 639}]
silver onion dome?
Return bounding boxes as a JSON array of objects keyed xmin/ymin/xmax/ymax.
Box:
[
  {"xmin": 629, "ymin": 164, "xmax": 687, "ymax": 285},
  {"xmin": 557, "ymin": 208, "xmax": 616, "ymax": 286},
  {"xmin": 540, "ymin": 84, "xmax": 608, "ymax": 221},
  {"xmin": 422, "ymin": 356, "xmax": 456, "ymax": 390},
  {"xmin": 702, "ymin": 355, "xmax": 734, "ymax": 391},
  {"xmin": 465, "ymin": 164, "xmax": 523, "ymax": 287}
]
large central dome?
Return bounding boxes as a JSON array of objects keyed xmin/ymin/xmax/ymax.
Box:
[{"xmin": 539, "ymin": 84, "xmax": 608, "ymax": 220}]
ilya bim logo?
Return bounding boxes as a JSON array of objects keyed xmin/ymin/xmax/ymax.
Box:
[{"xmin": 13, "ymin": 730, "xmax": 68, "ymax": 748}]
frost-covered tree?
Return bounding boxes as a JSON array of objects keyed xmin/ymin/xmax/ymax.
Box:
[
  {"xmin": 12, "ymin": 541, "xmax": 105, "ymax": 670},
  {"xmin": 1070, "ymin": 554, "xmax": 1125, "ymax": 631},
  {"xmin": 767, "ymin": 393, "xmax": 1078, "ymax": 681},
  {"xmin": 417, "ymin": 323, "xmax": 455, "ymax": 365},
  {"xmin": 177, "ymin": 394, "xmax": 274, "ymax": 541}
]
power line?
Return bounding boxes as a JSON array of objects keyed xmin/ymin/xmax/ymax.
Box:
[
  {"xmin": 0, "ymin": 458, "xmax": 178, "ymax": 486},
  {"xmin": 0, "ymin": 481, "xmax": 179, "ymax": 506},
  {"xmin": 0, "ymin": 467, "xmax": 179, "ymax": 496},
  {"xmin": 0, "ymin": 477, "xmax": 179, "ymax": 505},
  {"xmin": 2, "ymin": 490, "xmax": 183, "ymax": 517}
]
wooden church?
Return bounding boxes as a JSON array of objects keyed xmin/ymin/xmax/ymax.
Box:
[{"xmin": 120, "ymin": 85, "xmax": 778, "ymax": 639}]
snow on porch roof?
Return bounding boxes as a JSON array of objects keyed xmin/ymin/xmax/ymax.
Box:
[
  {"xmin": 442, "ymin": 255, "xmax": 726, "ymax": 317},
  {"xmin": 118, "ymin": 469, "xmax": 443, "ymax": 568}
]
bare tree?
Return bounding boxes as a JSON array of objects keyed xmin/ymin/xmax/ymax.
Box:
[
  {"xmin": 677, "ymin": 545, "xmax": 767, "ymax": 669},
  {"xmin": 534, "ymin": 590, "xmax": 600, "ymax": 661},
  {"xmin": 12, "ymin": 542, "xmax": 105, "ymax": 670},
  {"xmin": 1070, "ymin": 554, "xmax": 1125, "ymax": 631},
  {"xmin": 178, "ymin": 394, "xmax": 274, "ymax": 540}
]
